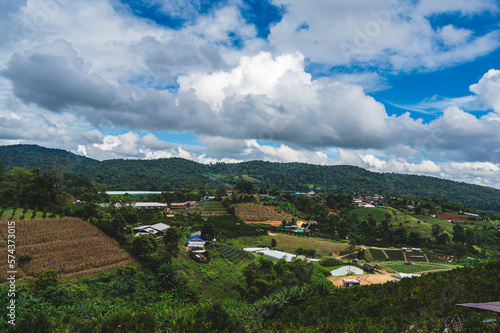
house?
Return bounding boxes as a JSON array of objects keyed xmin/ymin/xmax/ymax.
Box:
[
  {"xmin": 133, "ymin": 223, "xmax": 171, "ymax": 236},
  {"xmin": 342, "ymin": 279, "xmax": 361, "ymax": 287},
  {"xmin": 170, "ymin": 202, "xmax": 192, "ymax": 209},
  {"xmin": 186, "ymin": 235, "xmax": 206, "ymax": 249},
  {"xmin": 363, "ymin": 263, "xmax": 375, "ymax": 273}
]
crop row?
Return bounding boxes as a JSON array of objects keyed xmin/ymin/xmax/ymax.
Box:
[
  {"xmin": 385, "ymin": 250, "xmax": 406, "ymax": 261},
  {"xmin": 215, "ymin": 243, "xmax": 254, "ymax": 263},
  {"xmin": 0, "ymin": 218, "xmax": 134, "ymax": 282},
  {"xmin": 369, "ymin": 248, "xmax": 388, "ymax": 261}
]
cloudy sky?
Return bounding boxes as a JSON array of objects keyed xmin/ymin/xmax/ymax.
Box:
[{"xmin": 1, "ymin": 0, "xmax": 500, "ymax": 188}]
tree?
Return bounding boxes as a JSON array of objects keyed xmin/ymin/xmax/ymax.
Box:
[
  {"xmin": 453, "ymin": 224, "xmax": 466, "ymax": 243},
  {"xmin": 465, "ymin": 228, "xmax": 475, "ymax": 246},
  {"xmin": 163, "ymin": 227, "xmax": 181, "ymax": 257},
  {"xmin": 271, "ymin": 238, "xmax": 277, "ymax": 249},
  {"xmin": 436, "ymin": 233, "xmax": 450, "ymax": 245},
  {"xmin": 235, "ymin": 180, "xmax": 254, "ymax": 193},
  {"xmin": 431, "ymin": 224, "xmax": 442, "ymax": 239},
  {"xmin": 131, "ymin": 234, "xmax": 158, "ymax": 256}
]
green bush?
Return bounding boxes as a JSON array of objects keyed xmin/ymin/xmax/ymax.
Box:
[
  {"xmin": 99, "ymin": 309, "xmax": 156, "ymax": 333},
  {"xmin": 7, "ymin": 309, "xmax": 61, "ymax": 333},
  {"xmin": 131, "ymin": 234, "xmax": 158, "ymax": 256},
  {"xmin": 294, "ymin": 247, "xmax": 317, "ymax": 257},
  {"xmin": 18, "ymin": 254, "xmax": 32, "ymax": 265},
  {"xmin": 175, "ymin": 302, "xmax": 239, "ymax": 332},
  {"xmin": 36, "ymin": 270, "xmax": 58, "ymax": 289},
  {"xmin": 319, "ymin": 257, "xmax": 343, "ymax": 267}
]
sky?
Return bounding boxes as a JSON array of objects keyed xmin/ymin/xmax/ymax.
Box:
[{"xmin": 1, "ymin": 0, "xmax": 500, "ymax": 188}]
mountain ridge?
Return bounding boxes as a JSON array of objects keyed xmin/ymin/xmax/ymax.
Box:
[{"xmin": 1, "ymin": 144, "xmax": 499, "ymax": 212}]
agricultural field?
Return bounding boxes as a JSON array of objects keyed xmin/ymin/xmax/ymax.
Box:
[
  {"xmin": 0, "ymin": 207, "xmax": 58, "ymax": 220},
  {"xmin": 379, "ymin": 261, "xmax": 461, "ymax": 274},
  {"xmin": 368, "ymin": 248, "xmax": 388, "ymax": 261},
  {"xmin": 384, "ymin": 249, "xmax": 406, "ymax": 261},
  {"xmin": 231, "ymin": 233, "xmax": 349, "ymax": 257},
  {"xmin": 0, "ymin": 217, "xmax": 134, "ymax": 282},
  {"xmin": 190, "ymin": 201, "xmax": 228, "ymax": 216},
  {"xmin": 235, "ymin": 202, "xmax": 295, "ymax": 221}
]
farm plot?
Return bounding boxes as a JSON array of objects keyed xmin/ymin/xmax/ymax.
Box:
[
  {"xmin": 385, "ymin": 250, "xmax": 405, "ymax": 261},
  {"xmin": 235, "ymin": 203, "xmax": 295, "ymax": 221},
  {"xmin": 197, "ymin": 202, "xmax": 228, "ymax": 215},
  {"xmin": 213, "ymin": 243, "xmax": 253, "ymax": 264},
  {"xmin": 0, "ymin": 218, "xmax": 134, "ymax": 282},
  {"xmin": 379, "ymin": 261, "xmax": 460, "ymax": 274},
  {"xmin": 368, "ymin": 248, "xmax": 388, "ymax": 261}
]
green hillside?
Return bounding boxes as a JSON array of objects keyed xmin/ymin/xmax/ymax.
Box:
[{"xmin": 2, "ymin": 144, "xmax": 500, "ymax": 212}]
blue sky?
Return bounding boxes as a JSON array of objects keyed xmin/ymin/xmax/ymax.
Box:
[{"xmin": 1, "ymin": 0, "xmax": 500, "ymax": 187}]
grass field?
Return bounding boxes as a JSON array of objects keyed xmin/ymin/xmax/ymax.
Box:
[
  {"xmin": 231, "ymin": 233, "xmax": 349, "ymax": 257},
  {"xmin": 0, "ymin": 217, "xmax": 134, "ymax": 282},
  {"xmin": 379, "ymin": 261, "xmax": 461, "ymax": 274}
]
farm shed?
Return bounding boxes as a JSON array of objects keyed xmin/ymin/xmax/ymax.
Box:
[
  {"xmin": 132, "ymin": 202, "xmax": 170, "ymax": 210},
  {"xmin": 244, "ymin": 247, "xmax": 270, "ymax": 253},
  {"xmin": 256, "ymin": 249, "xmax": 296, "ymax": 262},
  {"xmin": 134, "ymin": 223, "xmax": 171, "ymax": 236},
  {"xmin": 342, "ymin": 279, "xmax": 361, "ymax": 287},
  {"xmin": 363, "ymin": 264, "xmax": 375, "ymax": 272},
  {"xmin": 171, "ymin": 202, "xmax": 196, "ymax": 209}
]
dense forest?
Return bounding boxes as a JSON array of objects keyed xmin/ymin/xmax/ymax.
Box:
[{"xmin": 2, "ymin": 144, "xmax": 500, "ymax": 212}]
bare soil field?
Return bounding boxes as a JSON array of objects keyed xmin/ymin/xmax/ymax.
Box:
[{"xmin": 328, "ymin": 272, "xmax": 397, "ymax": 287}]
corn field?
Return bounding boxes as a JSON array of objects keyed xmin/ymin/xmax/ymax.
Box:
[{"xmin": 0, "ymin": 217, "xmax": 134, "ymax": 282}]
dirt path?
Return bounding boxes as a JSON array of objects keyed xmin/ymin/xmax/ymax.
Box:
[{"xmin": 327, "ymin": 272, "xmax": 397, "ymax": 287}]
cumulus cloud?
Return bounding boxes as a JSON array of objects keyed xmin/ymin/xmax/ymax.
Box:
[
  {"xmin": 2, "ymin": 40, "xmax": 116, "ymax": 111},
  {"xmin": 469, "ymin": 69, "xmax": 500, "ymax": 112},
  {"xmin": 268, "ymin": 0, "xmax": 500, "ymax": 72}
]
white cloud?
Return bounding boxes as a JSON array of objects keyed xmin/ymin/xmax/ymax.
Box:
[
  {"xmin": 469, "ymin": 69, "xmax": 500, "ymax": 112},
  {"xmin": 268, "ymin": 0, "xmax": 500, "ymax": 72},
  {"xmin": 438, "ymin": 25, "xmax": 472, "ymax": 46}
]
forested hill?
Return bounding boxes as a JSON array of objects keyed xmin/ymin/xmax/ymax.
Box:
[
  {"xmin": 1, "ymin": 144, "xmax": 500, "ymax": 212},
  {"xmin": 0, "ymin": 144, "xmax": 98, "ymax": 171}
]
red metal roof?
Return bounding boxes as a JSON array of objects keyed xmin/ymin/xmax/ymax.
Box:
[{"xmin": 456, "ymin": 302, "xmax": 500, "ymax": 313}]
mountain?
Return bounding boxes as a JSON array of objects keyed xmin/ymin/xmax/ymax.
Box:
[
  {"xmin": 1, "ymin": 144, "xmax": 500, "ymax": 212},
  {"xmin": 0, "ymin": 144, "xmax": 98, "ymax": 171}
]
